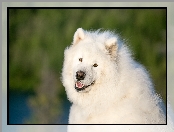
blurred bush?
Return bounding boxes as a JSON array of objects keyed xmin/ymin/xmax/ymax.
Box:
[{"xmin": 9, "ymin": 9, "xmax": 166, "ymax": 123}]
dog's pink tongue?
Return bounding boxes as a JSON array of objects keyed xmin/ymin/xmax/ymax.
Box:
[{"xmin": 76, "ymin": 81, "xmax": 83, "ymax": 88}]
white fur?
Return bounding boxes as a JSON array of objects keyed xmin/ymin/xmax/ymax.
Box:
[{"xmin": 61, "ymin": 28, "xmax": 166, "ymax": 124}]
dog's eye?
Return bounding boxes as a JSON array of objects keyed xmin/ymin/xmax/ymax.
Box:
[
  {"xmin": 93, "ymin": 63, "xmax": 98, "ymax": 67},
  {"xmin": 79, "ymin": 58, "xmax": 83, "ymax": 62}
]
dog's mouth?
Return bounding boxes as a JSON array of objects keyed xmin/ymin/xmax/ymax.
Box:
[{"xmin": 75, "ymin": 81, "xmax": 95, "ymax": 92}]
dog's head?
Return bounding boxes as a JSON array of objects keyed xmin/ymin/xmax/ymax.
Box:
[{"xmin": 69, "ymin": 28, "xmax": 119, "ymax": 93}]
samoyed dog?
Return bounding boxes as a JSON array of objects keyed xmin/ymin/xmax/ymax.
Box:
[{"xmin": 61, "ymin": 28, "xmax": 166, "ymax": 124}]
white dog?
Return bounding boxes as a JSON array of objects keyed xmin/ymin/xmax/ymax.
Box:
[{"xmin": 61, "ymin": 28, "xmax": 166, "ymax": 124}]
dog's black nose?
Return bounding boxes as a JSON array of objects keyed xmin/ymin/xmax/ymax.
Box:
[{"xmin": 76, "ymin": 71, "xmax": 86, "ymax": 80}]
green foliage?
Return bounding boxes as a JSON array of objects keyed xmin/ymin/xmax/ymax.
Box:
[
  {"xmin": 9, "ymin": 9, "xmax": 166, "ymax": 105},
  {"xmin": 25, "ymin": 65, "xmax": 62, "ymax": 124}
]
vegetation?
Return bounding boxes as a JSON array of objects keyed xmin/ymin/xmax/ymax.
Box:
[{"xmin": 9, "ymin": 8, "xmax": 166, "ymax": 123}]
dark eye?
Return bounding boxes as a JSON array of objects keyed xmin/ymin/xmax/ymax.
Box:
[
  {"xmin": 79, "ymin": 58, "xmax": 83, "ymax": 62},
  {"xmin": 93, "ymin": 63, "xmax": 98, "ymax": 67}
]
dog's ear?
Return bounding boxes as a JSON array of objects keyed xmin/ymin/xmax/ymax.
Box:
[
  {"xmin": 73, "ymin": 28, "xmax": 85, "ymax": 45},
  {"xmin": 105, "ymin": 37, "xmax": 118, "ymax": 60}
]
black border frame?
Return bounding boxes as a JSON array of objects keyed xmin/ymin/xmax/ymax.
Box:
[{"xmin": 7, "ymin": 6, "xmax": 167, "ymax": 125}]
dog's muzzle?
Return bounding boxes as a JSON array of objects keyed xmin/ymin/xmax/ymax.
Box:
[{"xmin": 75, "ymin": 70, "xmax": 95, "ymax": 92}]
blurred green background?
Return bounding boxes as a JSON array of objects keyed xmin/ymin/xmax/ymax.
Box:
[{"xmin": 9, "ymin": 8, "xmax": 166, "ymax": 124}]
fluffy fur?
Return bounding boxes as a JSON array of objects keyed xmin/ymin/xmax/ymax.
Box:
[{"xmin": 61, "ymin": 28, "xmax": 166, "ymax": 124}]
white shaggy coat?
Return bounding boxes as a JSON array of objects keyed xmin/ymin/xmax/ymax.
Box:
[{"xmin": 62, "ymin": 28, "xmax": 166, "ymax": 124}]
